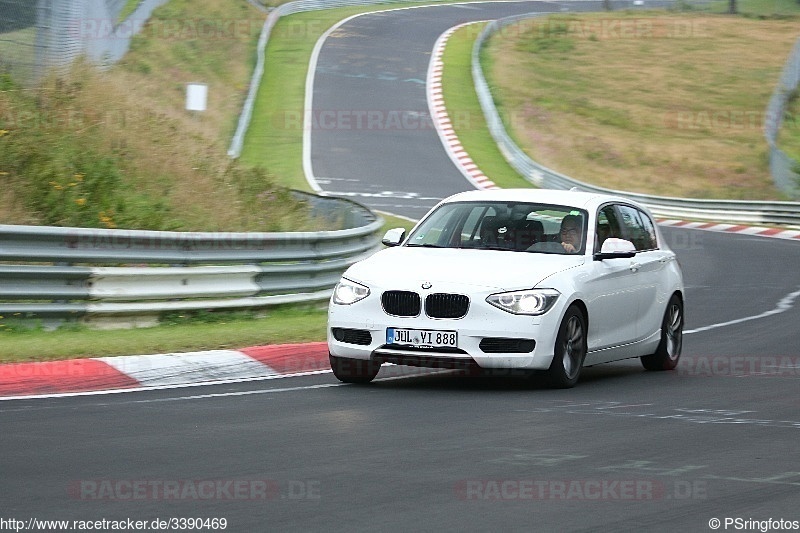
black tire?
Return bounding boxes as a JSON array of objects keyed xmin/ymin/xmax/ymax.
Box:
[
  {"xmin": 641, "ymin": 294, "xmax": 683, "ymax": 371},
  {"xmin": 329, "ymin": 353, "xmax": 380, "ymax": 384},
  {"xmin": 545, "ymin": 306, "xmax": 587, "ymax": 388}
]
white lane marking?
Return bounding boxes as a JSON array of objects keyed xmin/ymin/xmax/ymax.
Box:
[
  {"xmin": 303, "ymin": 14, "xmax": 341, "ymax": 193},
  {"xmin": 375, "ymin": 210, "xmax": 419, "ymax": 224},
  {"xmin": 515, "ymin": 402, "xmax": 800, "ymax": 429},
  {"xmin": 592, "ymin": 403, "xmax": 653, "ymax": 410},
  {"xmin": 0, "ymin": 370, "xmax": 333, "ymax": 402},
  {"xmin": 0, "ymin": 368, "xmax": 450, "ymax": 402},
  {"xmin": 331, "ymin": 191, "xmax": 443, "ymax": 201},
  {"xmin": 685, "ymin": 287, "xmax": 800, "ymax": 334},
  {"xmin": 126, "ymin": 371, "xmax": 450, "ymax": 404},
  {"xmin": 134, "ymin": 381, "xmax": 347, "ymax": 403}
]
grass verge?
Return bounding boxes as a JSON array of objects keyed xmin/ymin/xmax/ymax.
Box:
[
  {"xmin": 483, "ymin": 10, "xmax": 800, "ymax": 199},
  {"xmin": 707, "ymin": 0, "xmax": 800, "ymax": 16},
  {"xmin": 1, "ymin": 0, "xmax": 329, "ymax": 231},
  {"xmin": 0, "ymin": 306, "xmax": 327, "ymax": 363},
  {"xmin": 118, "ymin": 0, "xmax": 141, "ymax": 23}
]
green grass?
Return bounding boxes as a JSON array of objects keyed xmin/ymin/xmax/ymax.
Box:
[
  {"xmin": 0, "ymin": 0, "xmax": 340, "ymax": 232},
  {"xmin": 118, "ymin": 0, "xmax": 141, "ymax": 23},
  {"xmin": 0, "ymin": 27, "xmax": 37, "ymax": 82},
  {"xmin": 0, "ymin": 307, "xmax": 327, "ymax": 363},
  {"xmin": 239, "ymin": 13, "xmax": 318, "ymax": 190},
  {"xmin": 483, "ymin": 12, "xmax": 800, "ymax": 199},
  {"xmin": 378, "ymin": 211, "xmax": 418, "ymax": 233},
  {"xmin": 441, "ymin": 23, "xmax": 533, "ymax": 189},
  {"xmin": 705, "ymin": 0, "xmax": 800, "ymax": 15}
]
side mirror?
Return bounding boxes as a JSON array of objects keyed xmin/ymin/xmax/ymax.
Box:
[
  {"xmin": 594, "ymin": 238, "xmax": 637, "ymax": 260},
  {"xmin": 381, "ymin": 228, "xmax": 406, "ymax": 247}
]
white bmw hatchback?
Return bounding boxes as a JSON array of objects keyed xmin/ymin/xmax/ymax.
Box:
[{"xmin": 328, "ymin": 189, "xmax": 684, "ymax": 388}]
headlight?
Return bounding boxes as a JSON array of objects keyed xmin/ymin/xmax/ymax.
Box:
[
  {"xmin": 332, "ymin": 278, "xmax": 370, "ymax": 305},
  {"xmin": 486, "ymin": 289, "xmax": 560, "ymax": 315}
]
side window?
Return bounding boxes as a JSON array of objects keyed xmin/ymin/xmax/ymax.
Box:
[
  {"xmin": 637, "ymin": 209, "xmax": 658, "ymax": 250},
  {"xmin": 596, "ymin": 205, "xmax": 622, "ymax": 251},
  {"xmin": 617, "ymin": 205, "xmax": 657, "ymax": 251}
]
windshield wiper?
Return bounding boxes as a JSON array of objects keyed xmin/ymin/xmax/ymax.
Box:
[
  {"xmin": 405, "ymin": 243, "xmax": 447, "ymax": 248},
  {"xmin": 479, "ymin": 246, "xmax": 520, "ymax": 251}
]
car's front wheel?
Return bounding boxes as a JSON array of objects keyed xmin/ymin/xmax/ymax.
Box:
[
  {"xmin": 641, "ymin": 294, "xmax": 683, "ymax": 371},
  {"xmin": 329, "ymin": 354, "xmax": 380, "ymax": 384},
  {"xmin": 545, "ymin": 305, "xmax": 587, "ymax": 388}
]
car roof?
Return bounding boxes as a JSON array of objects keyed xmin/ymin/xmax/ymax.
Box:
[{"xmin": 440, "ymin": 188, "xmax": 638, "ymax": 212}]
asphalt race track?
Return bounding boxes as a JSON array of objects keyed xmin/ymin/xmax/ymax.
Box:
[
  {"xmin": 308, "ymin": 0, "xmax": 583, "ymax": 218},
  {"xmin": 2, "ymin": 2, "xmax": 800, "ymax": 532}
]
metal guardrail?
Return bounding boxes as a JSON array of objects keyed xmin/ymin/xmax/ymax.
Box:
[
  {"xmin": 0, "ymin": 0, "xmax": 172, "ymax": 84},
  {"xmin": 765, "ymin": 38, "xmax": 800, "ymax": 198},
  {"xmin": 0, "ymin": 192, "xmax": 383, "ymax": 320},
  {"xmin": 472, "ymin": 12, "xmax": 800, "ymax": 224}
]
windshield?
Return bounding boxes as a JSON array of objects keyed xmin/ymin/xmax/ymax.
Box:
[{"xmin": 405, "ymin": 201, "xmax": 588, "ymax": 254}]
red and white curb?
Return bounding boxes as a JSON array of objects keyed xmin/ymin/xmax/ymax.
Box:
[
  {"xmin": 0, "ymin": 342, "xmax": 330, "ymax": 399},
  {"xmin": 657, "ymin": 220, "xmax": 800, "ymax": 241},
  {"xmin": 428, "ymin": 22, "xmax": 499, "ymax": 192}
]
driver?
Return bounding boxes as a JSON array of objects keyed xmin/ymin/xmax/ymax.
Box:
[{"xmin": 559, "ymin": 214, "xmax": 583, "ymax": 254}]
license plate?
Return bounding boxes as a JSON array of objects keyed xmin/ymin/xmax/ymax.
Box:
[{"xmin": 386, "ymin": 328, "xmax": 458, "ymax": 348}]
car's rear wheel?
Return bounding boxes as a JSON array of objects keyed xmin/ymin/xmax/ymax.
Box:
[
  {"xmin": 641, "ymin": 294, "xmax": 683, "ymax": 371},
  {"xmin": 329, "ymin": 354, "xmax": 380, "ymax": 384},
  {"xmin": 545, "ymin": 306, "xmax": 587, "ymax": 388}
]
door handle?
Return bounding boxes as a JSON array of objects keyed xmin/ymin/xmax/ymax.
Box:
[{"xmin": 629, "ymin": 262, "xmax": 641, "ymax": 272}]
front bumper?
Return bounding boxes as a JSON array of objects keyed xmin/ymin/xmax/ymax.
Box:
[{"xmin": 327, "ymin": 289, "xmax": 567, "ymax": 371}]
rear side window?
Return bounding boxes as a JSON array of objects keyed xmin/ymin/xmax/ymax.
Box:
[{"xmin": 617, "ymin": 205, "xmax": 658, "ymax": 251}]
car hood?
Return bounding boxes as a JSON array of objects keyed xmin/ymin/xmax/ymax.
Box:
[{"xmin": 344, "ymin": 247, "xmax": 584, "ymax": 291}]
